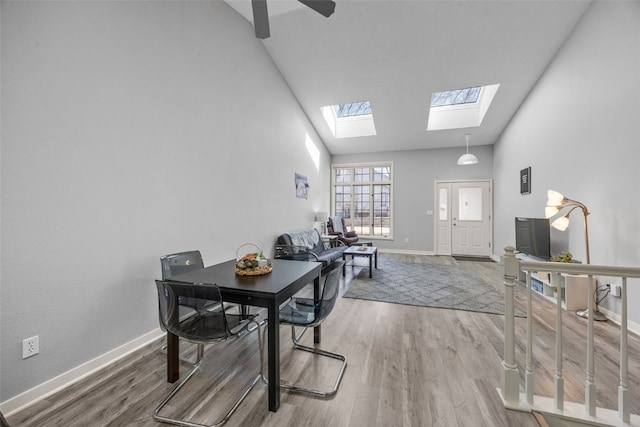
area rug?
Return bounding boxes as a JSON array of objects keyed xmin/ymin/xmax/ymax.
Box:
[{"xmin": 343, "ymin": 258, "xmax": 516, "ymax": 316}]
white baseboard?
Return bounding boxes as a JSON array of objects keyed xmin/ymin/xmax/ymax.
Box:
[
  {"xmin": 0, "ymin": 328, "xmax": 165, "ymax": 417},
  {"xmin": 597, "ymin": 306, "xmax": 640, "ymax": 337}
]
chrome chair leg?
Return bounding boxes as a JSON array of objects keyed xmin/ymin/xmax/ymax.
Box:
[
  {"xmin": 153, "ymin": 320, "xmax": 263, "ymax": 427},
  {"xmin": 259, "ymin": 324, "xmax": 347, "ymax": 398},
  {"xmin": 160, "ymin": 341, "xmax": 202, "ymax": 366}
]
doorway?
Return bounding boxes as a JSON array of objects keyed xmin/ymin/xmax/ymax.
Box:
[{"xmin": 435, "ymin": 180, "xmax": 493, "ymax": 257}]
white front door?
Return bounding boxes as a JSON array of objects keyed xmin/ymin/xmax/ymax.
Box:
[{"xmin": 435, "ymin": 180, "xmax": 492, "ymax": 257}]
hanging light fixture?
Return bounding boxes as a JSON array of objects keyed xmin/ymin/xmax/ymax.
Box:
[{"xmin": 457, "ymin": 133, "xmax": 478, "ymax": 165}]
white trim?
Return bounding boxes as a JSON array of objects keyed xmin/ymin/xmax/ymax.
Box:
[
  {"xmin": 497, "ymin": 390, "xmax": 640, "ymax": 427},
  {"xmin": 0, "ymin": 329, "xmax": 165, "ymax": 416},
  {"xmin": 598, "ymin": 306, "xmax": 640, "ymax": 337}
]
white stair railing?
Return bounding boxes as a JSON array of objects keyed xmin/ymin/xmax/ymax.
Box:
[{"xmin": 498, "ymin": 246, "xmax": 640, "ymax": 427}]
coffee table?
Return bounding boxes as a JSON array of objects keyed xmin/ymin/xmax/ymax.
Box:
[{"xmin": 343, "ymin": 245, "xmax": 378, "ymax": 278}]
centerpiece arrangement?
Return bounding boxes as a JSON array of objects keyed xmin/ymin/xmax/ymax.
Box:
[{"xmin": 235, "ymin": 243, "xmax": 272, "ymax": 276}]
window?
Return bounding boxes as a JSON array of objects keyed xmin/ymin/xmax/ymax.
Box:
[
  {"xmin": 427, "ymin": 84, "xmax": 500, "ymax": 131},
  {"xmin": 334, "ymin": 101, "xmax": 372, "ymax": 117},
  {"xmin": 331, "ymin": 163, "xmax": 393, "ymax": 238},
  {"xmin": 431, "ymin": 87, "xmax": 481, "ymax": 107},
  {"xmin": 321, "ymin": 100, "xmax": 377, "ymax": 138}
]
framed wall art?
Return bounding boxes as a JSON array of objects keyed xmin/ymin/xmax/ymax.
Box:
[
  {"xmin": 520, "ymin": 167, "xmax": 531, "ymax": 195},
  {"xmin": 295, "ymin": 173, "xmax": 309, "ymax": 199}
]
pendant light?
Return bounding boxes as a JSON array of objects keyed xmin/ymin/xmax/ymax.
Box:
[{"xmin": 457, "ymin": 133, "xmax": 478, "ymax": 165}]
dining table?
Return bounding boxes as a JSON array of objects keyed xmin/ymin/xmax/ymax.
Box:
[{"xmin": 166, "ymin": 258, "xmax": 322, "ymax": 412}]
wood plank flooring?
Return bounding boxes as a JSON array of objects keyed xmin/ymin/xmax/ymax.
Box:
[{"xmin": 7, "ymin": 253, "xmax": 640, "ymax": 426}]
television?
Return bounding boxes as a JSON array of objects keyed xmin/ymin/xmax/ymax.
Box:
[{"xmin": 515, "ymin": 217, "xmax": 551, "ymax": 261}]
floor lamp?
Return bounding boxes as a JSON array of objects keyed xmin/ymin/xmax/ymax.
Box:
[{"xmin": 545, "ymin": 190, "xmax": 606, "ymax": 321}]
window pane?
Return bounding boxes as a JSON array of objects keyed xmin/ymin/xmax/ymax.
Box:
[
  {"xmin": 354, "ymin": 168, "xmax": 369, "ymax": 182},
  {"xmin": 335, "ymin": 168, "xmax": 351, "ymax": 183},
  {"xmin": 334, "ymin": 101, "xmax": 372, "ymax": 117},
  {"xmin": 373, "ymin": 166, "xmax": 391, "ymax": 182},
  {"xmin": 353, "ymin": 185, "xmax": 369, "ymax": 224},
  {"xmin": 458, "ymin": 187, "xmax": 483, "ymax": 221},
  {"xmin": 431, "ymin": 87, "xmax": 481, "ymax": 107},
  {"xmin": 335, "ymin": 185, "xmax": 351, "ymax": 219},
  {"xmin": 439, "ymin": 188, "xmax": 448, "ymax": 221},
  {"xmin": 372, "ymin": 184, "xmax": 390, "ymax": 236}
]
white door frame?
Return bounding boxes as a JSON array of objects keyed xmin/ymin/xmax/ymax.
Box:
[{"xmin": 434, "ymin": 179, "xmax": 493, "ymax": 257}]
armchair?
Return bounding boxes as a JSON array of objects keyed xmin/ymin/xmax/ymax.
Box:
[{"xmin": 327, "ymin": 216, "xmax": 359, "ymax": 246}]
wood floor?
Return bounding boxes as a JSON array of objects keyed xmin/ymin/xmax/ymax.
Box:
[{"xmin": 7, "ymin": 254, "xmax": 640, "ymax": 426}]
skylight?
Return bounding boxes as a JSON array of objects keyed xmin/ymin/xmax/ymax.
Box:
[
  {"xmin": 321, "ymin": 100, "xmax": 377, "ymax": 138},
  {"xmin": 334, "ymin": 101, "xmax": 372, "ymax": 117},
  {"xmin": 427, "ymin": 84, "xmax": 500, "ymax": 131},
  {"xmin": 431, "ymin": 87, "xmax": 481, "ymax": 107}
]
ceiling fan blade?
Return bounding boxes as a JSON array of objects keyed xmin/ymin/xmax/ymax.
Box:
[
  {"xmin": 298, "ymin": 0, "xmax": 336, "ymax": 18},
  {"xmin": 251, "ymin": 0, "xmax": 270, "ymax": 39}
]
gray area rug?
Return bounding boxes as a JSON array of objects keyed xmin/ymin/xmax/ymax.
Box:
[{"xmin": 343, "ymin": 258, "xmax": 512, "ymax": 316}]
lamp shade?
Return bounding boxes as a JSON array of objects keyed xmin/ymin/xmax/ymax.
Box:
[
  {"xmin": 457, "ymin": 134, "xmax": 478, "ymax": 165},
  {"xmin": 551, "ymin": 215, "xmax": 570, "ymax": 231},
  {"xmin": 457, "ymin": 153, "xmax": 478, "ymax": 165},
  {"xmin": 314, "ymin": 212, "xmax": 328, "ymax": 222},
  {"xmin": 546, "ymin": 190, "xmax": 565, "ymax": 207},
  {"xmin": 545, "ymin": 206, "xmax": 560, "ymax": 219}
]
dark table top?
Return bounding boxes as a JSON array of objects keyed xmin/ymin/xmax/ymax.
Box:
[{"xmin": 169, "ymin": 258, "xmax": 322, "ymax": 303}]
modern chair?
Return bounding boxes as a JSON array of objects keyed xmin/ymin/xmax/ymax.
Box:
[
  {"xmin": 161, "ymin": 250, "xmax": 256, "ymax": 317},
  {"xmin": 154, "ymin": 280, "xmax": 263, "ymax": 427},
  {"xmin": 261, "ymin": 260, "xmax": 347, "ymax": 397},
  {"xmin": 327, "ymin": 216, "xmax": 359, "ymax": 246},
  {"xmin": 160, "ymin": 251, "xmax": 209, "ymax": 363}
]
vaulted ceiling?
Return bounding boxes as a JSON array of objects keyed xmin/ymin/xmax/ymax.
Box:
[{"xmin": 225, "ymin": 1, "xmax": 591, "ymax": 154}]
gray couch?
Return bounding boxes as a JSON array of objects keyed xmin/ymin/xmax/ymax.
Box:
[{"xmin": 275, "ymin": 228, "xmax": 346, "ymax": 272}]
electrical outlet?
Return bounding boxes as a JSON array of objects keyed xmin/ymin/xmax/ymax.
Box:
[
  {"xmin": 611, "ymin": 284, "xmax": 622, "ymax": 298},
  {"xmin": 22, "ymin": 335, "xmax": 39, "ymax": 359}
]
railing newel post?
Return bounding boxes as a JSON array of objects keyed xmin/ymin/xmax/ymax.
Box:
[{"xmin": 501, "ymin": 246, "xmax": 520, "ymax": 405}]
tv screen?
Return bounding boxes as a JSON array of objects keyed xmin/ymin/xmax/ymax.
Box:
[{"xmin": 515, "ymin": 217, "xmax": 551, "ymax": 261}]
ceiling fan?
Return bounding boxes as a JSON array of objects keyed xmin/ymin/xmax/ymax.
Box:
[{"xmin": 251, "ymin": 0, "xmax": 336, "ymax": 39}]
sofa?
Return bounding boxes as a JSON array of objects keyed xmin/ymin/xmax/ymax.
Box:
[{"xmin": 275, "ymin": 228, "xmax": 346, "ymax": 272}]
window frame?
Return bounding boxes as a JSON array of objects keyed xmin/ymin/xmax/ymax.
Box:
[{"xmin": 331, "ymin": 162, "xmax": 394, "ymax": 240}]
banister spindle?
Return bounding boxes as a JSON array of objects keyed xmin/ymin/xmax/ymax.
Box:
[
  {"xmin": 585, "ymin": 275, "xmax": 596, "ymax": 417},
  {"xmin": 525, "ymin": 272, "xmax": 534, "ymax": 405},
  {"xmin": 552, "ymin": 272, "xmax": 564, "ymax": 411},
  {"xmin": 619, "ymin": 277, "xmax": 630, "ymax": 423}
]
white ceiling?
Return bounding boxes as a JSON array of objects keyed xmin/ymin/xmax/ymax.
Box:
[{"xmin": 225, "ymin": 0, "xmax": 591, "ymax": 154}]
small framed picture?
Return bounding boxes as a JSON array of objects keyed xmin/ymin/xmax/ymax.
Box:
[
  {"xmin": 295, "ymin": 173, "xmax": 309, "ymax": 199},
  {"xmin": 520, "ymin": 167, "xmax": 531, "ymax": 195}
]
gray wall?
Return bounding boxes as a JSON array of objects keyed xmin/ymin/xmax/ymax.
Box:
[
  {"xmin": 332, "ymin": 144, "xmax": 493, "ymax": 253},
  {"xmin": 0, "ymin": 1, "xmax": 330, "ymax": 401},
  {"xmin": 493, "ymin": 1, "xmax": 640, "ymax": 324}
]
